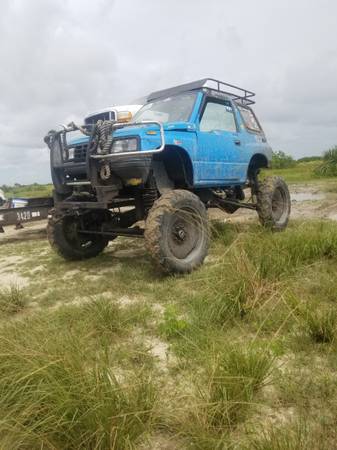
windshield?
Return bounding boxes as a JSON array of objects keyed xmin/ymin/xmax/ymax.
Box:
[{"xmin": 133, "ymin": 92, "xmax": 197, "ymax": 123}]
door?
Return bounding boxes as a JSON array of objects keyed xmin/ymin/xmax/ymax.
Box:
[{"xmin": 196, "ymin": 99, "xmax": 246, "ymax": 184}]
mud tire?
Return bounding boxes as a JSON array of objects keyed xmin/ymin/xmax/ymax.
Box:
[
  {"xmin": 145, "ymin": 190, "xmax": 209, "ymax": 274},
  {"xmin": 257, "ymin": 176, "xmax": 291, "ymax": 231},
  {"xmin": 47, "ymin": 210, "xmax": 109, "ymax": 260}
]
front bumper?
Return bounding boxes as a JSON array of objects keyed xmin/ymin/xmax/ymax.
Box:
[{"xmin": 47, "ymin": 121, "xmax": 165, "ymax": 192}]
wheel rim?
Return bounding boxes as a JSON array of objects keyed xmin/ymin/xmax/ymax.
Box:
[
  {"xmin": 167, "ymin": 207, "xmax": 204, "ymax": 260},
  {"xmin": 63, "ymin": 217, "xmax": 95, "ymax": 249},
  {"xmin": 271, "ymin": 187, "xmax": 288, "ymax": 222}
]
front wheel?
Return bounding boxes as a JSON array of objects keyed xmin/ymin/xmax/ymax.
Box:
[
  {"xmin": 256, "ymin": 176, "xmax": 291, "ymax": 231},
  {"xmin": 144, "ymin": 190, "xmax": 210, "ymax": 274},
  {"xmin": 47, "ymin": 211, "xmax": 109, "ymax": 260}
]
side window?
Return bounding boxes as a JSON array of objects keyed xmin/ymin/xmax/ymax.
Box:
[
  {"xmin": 238, "ymin": 106, "xmax": 261, "ymax": 133},
  {"xmin": 200, "ymin": 101, "xmax": 237, "ymax": 133}
]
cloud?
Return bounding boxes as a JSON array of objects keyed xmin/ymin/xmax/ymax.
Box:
[{"xmin": 0, "ymin": 0, "xmax": 337, "ymax": 184}]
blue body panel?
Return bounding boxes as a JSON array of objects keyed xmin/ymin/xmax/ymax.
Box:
[{"xmin": 70, "ymin": 90, "xmax": 272, "ymax": 188}]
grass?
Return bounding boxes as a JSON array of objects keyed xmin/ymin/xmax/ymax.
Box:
[
  {"xmin": 0, "ymin": 304, "xmax": 157, "ymax": 449},
  {"xmin": 0, "ymin": 218, "xmax": 337, "ymax": 448}
]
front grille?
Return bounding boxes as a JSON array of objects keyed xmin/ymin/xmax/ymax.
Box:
[
  {"xmin": 84, "ymin": 111, "xmax": 116, "ymax": 125},
  {"xmin": 73, "ymin": 144, "xmax": 88, "ymax": 163}
]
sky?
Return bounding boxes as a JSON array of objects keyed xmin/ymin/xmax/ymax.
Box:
[{"xmin": 1, "ymin": 0, "xmax": 337, "ymax": 185}]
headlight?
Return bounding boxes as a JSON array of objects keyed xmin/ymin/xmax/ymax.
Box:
[
  {"xmin": 111, "ymin": 138, "xmax": 138, "ymax": 153},
  {"xmin": 68, "ymin": 148, "xmax": 75, "ymax": 159},
  {"xmin": 62, "ymin": 147, "xmax": 75, "ymax": 160}
]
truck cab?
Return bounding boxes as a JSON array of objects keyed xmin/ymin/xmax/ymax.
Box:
[{"xmin": 83, "ymin": 79, "xmax": 272, "ymax": 205}]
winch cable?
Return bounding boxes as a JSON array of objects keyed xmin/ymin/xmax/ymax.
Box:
[
  {"xmin": 44, "ymin": 120, "xmax": 117, "ymax": 156},
  {"xmin": 87, "ymin": 120, "xmax": 116, "ymax": 155}
]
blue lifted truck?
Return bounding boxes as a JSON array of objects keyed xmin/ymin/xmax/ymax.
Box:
[{"xmin": 45, "ymin": 78, "xmax": 290, "ymax": 273}]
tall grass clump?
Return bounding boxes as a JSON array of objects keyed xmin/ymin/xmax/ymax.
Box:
[
  {"xmin": 0, "ymin": 285, "xmax": 26, "ymax": 314},
  {"xmin": 303, "ymin": 308, "xmax": 337, "ymax": 343},
  {"xmin": 204, "ymin": 346, "xmax": 273, "ymax": 426},
  {"xmin": 181, "ymin": 345, "xmax": 274, "ymax": 447},
  {"xmin": 246, "ymin": 422, "xmax": 311, "ymax": 450},
  {"xmin": 315, "ymin": 147, "xmax": 337, "ymax": 177},
  {"xmin": 56, "ymin": 297, "xmax": 152, "ymax": 345},
  {"xmin": 0, "ymin": 309, "xmax": 157, "ymax": 449}
]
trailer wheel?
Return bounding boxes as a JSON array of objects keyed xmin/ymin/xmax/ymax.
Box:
[
  {"xmin": 145, "ymin": 190, "xmax": 209, "ymax": 274},
  {"xmin": 47, "ymin": 212, "xmax": 109, "ymax": 260},
  {"xmin": 257, "ymin": 176, "xmax": 291, "ymax": 231}
]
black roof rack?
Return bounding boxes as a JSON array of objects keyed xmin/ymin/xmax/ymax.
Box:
[{"xmin": 147, "ymin": 78, "xmax": 255, "ymax": 106}]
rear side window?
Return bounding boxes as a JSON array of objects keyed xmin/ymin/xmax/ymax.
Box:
[
  {"xmin": 200, "ymin": 101, "xmax": 237, "ymax": 132},
  {"xmin": 238, "ymin": 106, "xmax": 261, "ymax": 133}
]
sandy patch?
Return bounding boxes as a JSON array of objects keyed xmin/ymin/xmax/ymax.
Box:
[
  {"xmin": 0, "ymin": 221, "xmax": 46, "ymax": 244},
  {"xmin": 62, "ymin": 269, "xmax": 81, "ymax": 280},
  {"xmin": 0, "ymin": 255, "xmax": 30, "ymax": 288},
  {"xmin": 0, "ymin": 273, "xmax": 29, "ymax": 288},
  {"xmin": 143, "ymin": 335, "xmax": 174, "ymax": 371}
]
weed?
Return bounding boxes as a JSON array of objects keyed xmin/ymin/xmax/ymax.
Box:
[
  {"xmin": 0, "ymin": 285, "xmax": 26, "ymax": 314},
  {"xmin": 159, "ymin": 305, "xmax": 189, "ymax": 339}
]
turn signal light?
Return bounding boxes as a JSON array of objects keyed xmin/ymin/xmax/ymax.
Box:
[{"xmin": 117, "ymin": 111, "xmax": 133, "ymax": 123}]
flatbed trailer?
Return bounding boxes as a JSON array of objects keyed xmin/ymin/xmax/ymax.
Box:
[{"xmin": 0, "ymin": 197, "xmax": 54, "ymax": 232}]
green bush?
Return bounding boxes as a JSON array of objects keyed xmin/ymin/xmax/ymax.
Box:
[
  {"xmin": 272, "ymin": 151, "xmax": 297, "ymax": 169},
  {"xmin": 315, "ymin": 146, "xmax": 337, "ymax": 177}
]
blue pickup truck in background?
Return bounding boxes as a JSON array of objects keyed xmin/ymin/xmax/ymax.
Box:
[{"xmin": 45, "ymin": 78, "xmax": 290, "ymax": 274}]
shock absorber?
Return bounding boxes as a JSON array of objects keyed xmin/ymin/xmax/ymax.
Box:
[{"xmin": 142, "ymin": 187, "xmax": 158, "ymax": 216}]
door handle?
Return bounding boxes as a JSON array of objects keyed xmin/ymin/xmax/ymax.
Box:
[{"xmin": 234, "ymin": 139, "xmax": 241, "ymax": 146}]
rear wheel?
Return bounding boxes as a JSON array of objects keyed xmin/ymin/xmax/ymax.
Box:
[
  {"xmin": 145, "ymin": 190, "xmax": 209, "ymax": 274},
  {"xmin": 47, "ymin": 211, "xmax": 109, "ymax": 260},
  {"xmin": 257, "ymin": 176, "xmax": 291, "ymax": 230}
]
